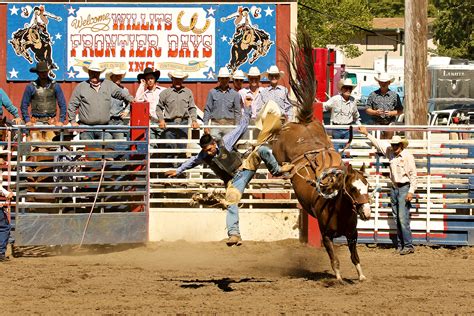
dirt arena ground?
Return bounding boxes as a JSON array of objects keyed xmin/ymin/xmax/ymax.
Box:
[{"xmin": 2, "ymin": 240, "xmax": 473, "ymax": 314}]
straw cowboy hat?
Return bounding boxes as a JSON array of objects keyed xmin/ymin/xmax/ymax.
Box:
[
  {"xmin": 217, "ymin": 67, "xmax": 232, "ymax": 78},
  {"xmin": 246, "ymin": 66, "xmax": 261, "ymax": 78},
  {"xmin": 106, "ymin": 67, "xmax": 127, "ymax": 81},
  {"xmin": 82, "ymin": 61, "xmax": 106, "ymax": 73},
  {"xmin": 264, "ymin": 65, "xmax": 284, "ymax": 78},
  {"xmin": 232, "ymin": 69, "xmax": 245, "ymax": 80},
  {"xmin": 29, "ymin": 61, "xmax": 50, "ymax": 73},
  {"xmin": 255, "ymin": 100, "xmax": 282, "ymax": 130},
  {"xmin": 374, "ymin": 72, "xmax": 395, "ymax": 83},
  {"xmin": 137, "ymin": 67, "xmax": 160, "ymax": 81},
  {"xmin": 168, "ymin": 70, "xmax": 189, "ymax": 80},
  {"xmin": 389, "ymin": 135, "xmax": 409, "ymax": 148},
  {"xmin": 337, "ymin": 78, "xmax": 357, "ymax": 90}
]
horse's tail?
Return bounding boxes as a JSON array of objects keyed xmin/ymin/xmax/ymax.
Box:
[{"xmin": 282, "ymin": 29, "xmax": 315, "ymax": 124}]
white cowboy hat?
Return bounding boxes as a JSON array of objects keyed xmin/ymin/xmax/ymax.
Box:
[
  {"xmin": 374, "ymin": 72, "xmax": 395, "ymax": 83},
  {"xmin": 338, "ymin": 78, "xmax": 357, "ymax": 90},
  {"xmin": 255, "ymin": 100, "xmax": 282, "ymax": 130},
  {"xmin": 82, "ymin": 61, "xmax": 106, "ymax": 73},
  {"xmin": 232, "ymin": 70, "xmax": 245, "ymax": 80},
  {"xmin": 168, "ymin": 70, "xmax": 189, "ymax": 80},
  {"xmin": 246, "ymin": 66, "xmax": 261, "ymax": 78},
  {"xmin": 217, "ymin": 67, "xmax": 232, "ymax": 78},
  {"xmin": 264, "ymin": 65, "xmax": 284, "ymax": 78},
  {"xmin": 105, "ymin": 67, "xmax": 127, "ymax": 80},
  {"xmin": 389, "ymin": 135, "xmax": 409, "ymax": 148}
]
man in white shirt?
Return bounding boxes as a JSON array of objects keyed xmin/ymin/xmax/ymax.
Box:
[
  {"xmin": 239, "ymin": 66, "xmax": 263, "ymax": 120},
  {"xmin": 359, "ymin": 126, "xmax": 417, "ymax": 255}
]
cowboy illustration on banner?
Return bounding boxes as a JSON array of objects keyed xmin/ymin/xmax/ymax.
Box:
[
  {"xmin": 9, "ymin": 5, "xmax": 61, "ymax": 78},
  {"xmin": 221, "ymin": 6, "xmax": 274, "ymax": 72}
]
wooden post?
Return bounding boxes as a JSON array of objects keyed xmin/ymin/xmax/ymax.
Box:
[{"xmin": 404, "ymin": 0, "xmax": 429, "ymax": 137}]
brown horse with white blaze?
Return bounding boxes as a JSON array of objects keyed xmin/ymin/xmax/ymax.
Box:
[{"xmin": 270, "ymin": 30, "xmax": 374, "ymax": 282}]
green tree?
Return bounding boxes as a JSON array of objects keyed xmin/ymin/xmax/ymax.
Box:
[
  {"xmin": 298, "ymin": 0, "xmax": 372, "ymax": 58},
  {"xmin": 367, "ymin": 0, "xmax": 404, "ymax": 17},
  {"xmin": 431, "ymin": 0, "xmax": 473, "ymax": 59}
]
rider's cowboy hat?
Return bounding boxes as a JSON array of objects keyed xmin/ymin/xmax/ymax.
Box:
[
  {"xmin": 389, "ymin": 135, "xmax": 409, "ymax": 148},
  {"xmin": 82, "ymin": 61, "xmax": 106, "ymax": 73},
  {"xmin": 217, "ymin": 67, "xmax": 232, "ymax": 78},
  {"xmin": 168, "ymin": 70, "xmax": 189, "ymax": 80},
  {"xmin": 255, "ymin": 100, "xmax": 282, "ymax": 130},
  {"xmin": 106, "ymin": 67, "xmax": 127, "ymax": 81},
  {"xmin": 374, "ymin": 72, "xmax": 395, "ymax": 83},
  {"xmin": 30, "ymin": 61, "xmax": 50, "ymax": 73},
  {"xmin": 232, "ymin": 69, "xmax": 245, "ymax": 80},
  {"xmin": 264, "ymin": 65, "xmax": 284, "ymax": 78},
  {"xmin": 246, "ymin": 67, "xmax": 261, "ymax": 78},
  {"xmin": 137, "ymin": 67, "xmax": 160, "ymax": 81},
  {"xmin": 337, "ymin": 78, "xmax": 357, "ymax": 90}
]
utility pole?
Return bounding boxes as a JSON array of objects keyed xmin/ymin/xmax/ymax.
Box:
[{"xmin": 404, "ymin": 0, "xmax": 428, "ymax": 136}]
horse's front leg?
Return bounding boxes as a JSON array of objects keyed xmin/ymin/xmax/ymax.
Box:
[
  {"xmin": 322, "ymin": 235, "xmax": 343, "ymax": 282},
  {"xmin": 347, "ymin": 235, "xmax": 366, "ymax": 281}
]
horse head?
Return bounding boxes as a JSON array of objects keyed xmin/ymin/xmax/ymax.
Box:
[{"xmin": 343, "ymin": 163, "xmax": 372, "ymax": 221}]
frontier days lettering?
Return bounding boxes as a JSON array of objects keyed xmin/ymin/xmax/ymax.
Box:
[{"xmin": 70, "ymin": 12, "xmax": 213, "ymax": 59}]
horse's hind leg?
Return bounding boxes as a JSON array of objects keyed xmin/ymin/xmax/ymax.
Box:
[
  {"xmin": 348, "ymin": 236, "xmax": 366, "ymax": 281},
  {"xmin": 322, "ymin": 235, "xmax": 343, "ymax": 282}
]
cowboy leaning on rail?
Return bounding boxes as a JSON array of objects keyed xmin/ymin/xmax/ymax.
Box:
[{"xmin": 165, "ymin": 98, "xmax": 294, "ymax": 247}]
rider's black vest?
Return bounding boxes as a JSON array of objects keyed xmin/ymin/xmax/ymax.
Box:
[
  {"xmin": 203, "ymin": 140, "xmax": 243, "ymax": 184},
  {"xmin": 31, "ymin": 80, "xmax": 57, "ymax": 116}
]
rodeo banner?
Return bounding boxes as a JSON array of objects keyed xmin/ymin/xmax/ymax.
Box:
[{"xmin": 7, "ymin": 3, "xmax": 276, "ymax": 81}]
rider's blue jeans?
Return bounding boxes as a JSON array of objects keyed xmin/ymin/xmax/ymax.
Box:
[
  {"xmin": 390, "ymin": 184, "xmax": 414, "ymax": 250},
  {"xmin": 226, "ymin": 146, "xmax": 280, "ymax": 237}
]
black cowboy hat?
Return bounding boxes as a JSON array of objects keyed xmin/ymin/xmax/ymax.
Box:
[
  {"xmin": 52, "ymin": 131, "xmax": 77, "ymax": 142},
  {"xmin": 137, "ymin": 67, "xmax": 161, "ymax": 81},
  {"xmin": 30, "ymin": 61, "xmax": 50, "ymax": 73}
]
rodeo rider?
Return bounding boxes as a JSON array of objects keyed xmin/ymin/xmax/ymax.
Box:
[{"xmin": 165, "ymin": 98, "xmax": 293, "ymax": 247}]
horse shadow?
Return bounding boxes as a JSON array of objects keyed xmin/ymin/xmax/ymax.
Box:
[{"xmin": 286, "ymin": 267, "xmax": 356, "ymax": 285}]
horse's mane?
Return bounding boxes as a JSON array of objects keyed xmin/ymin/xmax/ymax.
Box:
[{"xmin": 282, "ymin": 29, "xmax": 315, "ymax": 124}]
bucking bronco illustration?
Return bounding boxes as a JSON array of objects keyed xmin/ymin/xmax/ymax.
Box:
[
  {"xmin": 9, "ymin": 5, "xmax": 61, "ymax": 78},
  {"xmin": 221, "ymin": 6, "xmax": 274, "ymax": 72}
]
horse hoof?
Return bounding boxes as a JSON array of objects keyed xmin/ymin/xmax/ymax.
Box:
[{"xmin": 359, "ymin": 275, "xmax": 367, "ymax": 282}]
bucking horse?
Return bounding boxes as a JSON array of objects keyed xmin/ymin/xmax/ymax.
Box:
[{"xmin": 269, "ymin": 31, "xmax": 376, "ymax": 282}]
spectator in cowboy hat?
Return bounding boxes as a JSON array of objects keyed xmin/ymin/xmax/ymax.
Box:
[
  {"xmin": 105, "ymin": 67, "xmax": 129, "ymax": 141},
  {"xmin": 239, "ymin": 66, "xmax": 263, "ymax": 119},
  {"xmin": 232, "ymin": 69, "xmax": 245, "ymax": 92},
  {"xmin": 157, "ymin": 70, "xmax": 199, "ymax": 165},
  {"xmin": 21, "ymin": 61, "xmax": 67, "ymax": 127},
  {"xmin": 366, "ymin": 72, "xmax": 403, "ymax": 139},
  {"xmin": 203, "ymin": 67, "xmax": 242, "ymax": 139},
  {"xmin": 135, "ymin": 67, "xmax": 166, "ymax": 144},
  {"xmin": 68, "ymin": 60, "xmax": 134, "ymax": 141},
  {"xmin": 257, "ymin": 65, "xmax": 293, "ymax": 121},
  {"xmin": 323, "ymin": 78, "xmax": 361, "ymax": 152},
  {"xmin": 359, "ymin": 126, "xmax": 417, "ymax": 255}
]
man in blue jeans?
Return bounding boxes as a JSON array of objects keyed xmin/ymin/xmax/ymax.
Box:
[
  {"xmin": 359, "ymin": 126, "xmax": 417, "ymax": 255},
  {"xmin": 165, "ymin": 99, "xmax": 293, "ymax": 246},
  {"xmin": 0, "ymin": 187, "xmax": 14, "ymax": 262}
]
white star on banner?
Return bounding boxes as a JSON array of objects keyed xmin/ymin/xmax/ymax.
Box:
[
  {"xmin": 221, "ymin": 35, "xmax": 228, "ymax": 42},
  {"xmin": 9, "ymin": 5, "xmax": 19, "ymax": 15},
  {"xmin": 264, "ymin": 6, "xmax": 274, "ymax": 16},
  {"xmin": 207, "ymin": 70, "xmax": 215, "ymax": 80},
  {"xmin": 66, "ymin": 67, "xmax": 79, "ymax": 78},
  {"xmin": 68, "ymin": 6, "xmax": 76, "ymax": 16},
  {"xmin": 9, "ymin": 68, "xmax": 19, "ymax": 79},
  {"xmin": 207, "ymin": 7, "xmax": 216, "ymax": 16},
  {"xmin": 55, "ymin": 33, "xmax": 62, "ymax": 40}
]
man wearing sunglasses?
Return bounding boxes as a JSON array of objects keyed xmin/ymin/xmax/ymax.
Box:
[{"xmin": 257, "ymin": 65, "xmax": 293, "ymax": 122}]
